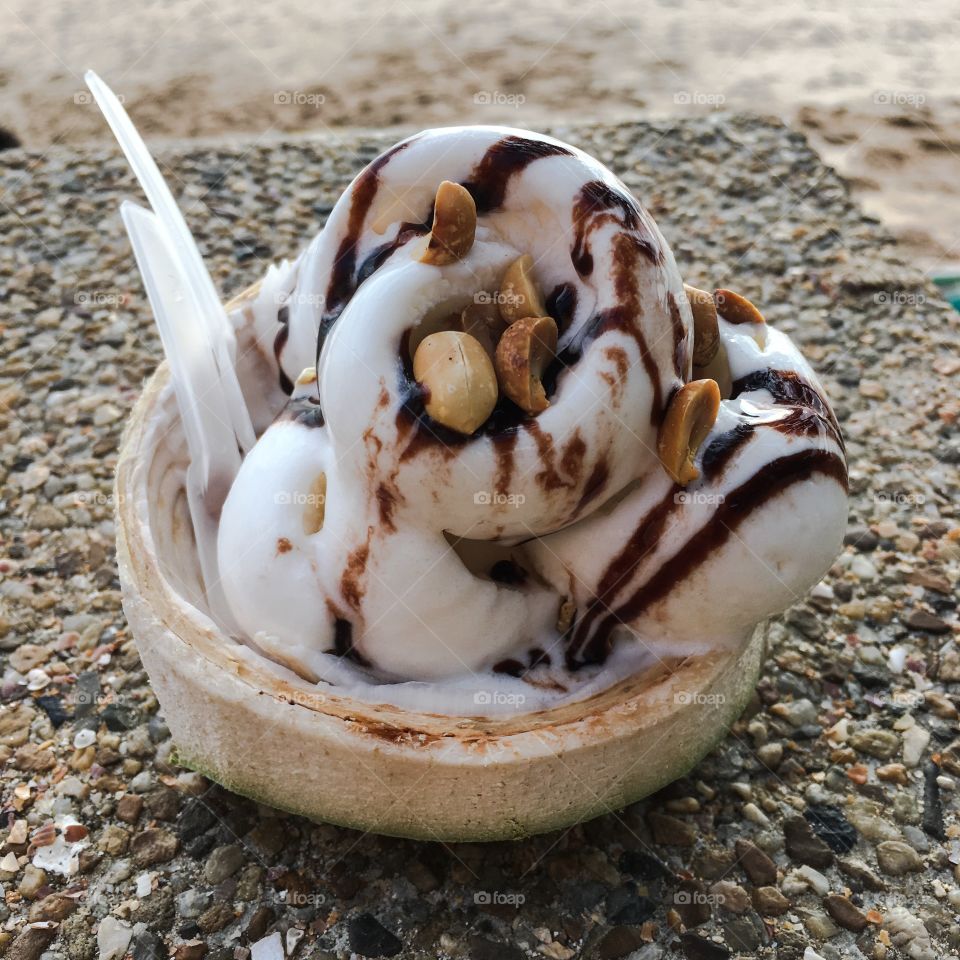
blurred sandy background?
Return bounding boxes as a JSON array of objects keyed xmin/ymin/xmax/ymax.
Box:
[{"xmin": 3, "ymin": 0, "xmax": 960, "ymax": 268}]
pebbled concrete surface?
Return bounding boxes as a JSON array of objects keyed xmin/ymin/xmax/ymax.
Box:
[{"xmin": 0, "ymin": 117, "xmax": 959, "ymax": 959}]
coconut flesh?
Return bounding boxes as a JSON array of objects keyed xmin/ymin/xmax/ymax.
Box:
[{"xmin": 114, "ymin": 125, "xmax": 847, "ymax": 838}]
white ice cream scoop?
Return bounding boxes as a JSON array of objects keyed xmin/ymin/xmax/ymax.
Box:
[{"xmin": 215, "ymin": 125, "xmax": 847, "ymax": 686}]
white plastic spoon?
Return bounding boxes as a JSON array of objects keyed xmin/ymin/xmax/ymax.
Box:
[
  {"xmin": 121, "ymin": 201, "xmax": 239, "ymax": 630},
  {"xmin": 84, "ymin": 69, "xmax": 256, "ymax": 466},
  {"xmin": 86, "ymin": 69, "xmax": 254, "ymax": 628}
]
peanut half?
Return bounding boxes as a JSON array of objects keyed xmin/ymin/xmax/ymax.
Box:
[
  {"xmin": 302, "ymin": 472, "xmax": 327, "ymax": 535},
  {"xmin": 657, "ymin": 379, "xmax": 721, "ymax": 486},
  {"xmin": 683, "ymin": 283, "xmax": 720, "ymax": 367},
  {"xmin": 414, "ymin": 331, "xmax": 498, "ymax": 434},
  {"xmin": 494, "ymin": 315, "xmax": 558, "ymax": 415},
  {"xmin": 498, "ymin": 254, "xmax": 547, "ymax": 324},
  {"xmin": 460, "ymin": 301, "xmax": 508, "ymax": 358},
  {"xmin": 407, "ymin": 309, "xmax": 463, "ymax": 359},
  {"xmin": 557, "ymin": 597, "xmax": 576, "ymax": 633},
  {"xmin": 714, "ymin": 288, "xmax": 765, "ymax": 325},
  {"xmin": 420, "ymin": 181, "xmax": 477, "ymax": 266},
  {"xmin": 695, "ymin": 341, "xmax": 733, "ymax": 399}
]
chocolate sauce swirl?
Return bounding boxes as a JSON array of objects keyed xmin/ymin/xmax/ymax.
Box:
[{"xmin": 568, "ymin": 449, "xmax": 848, "ymax": 668}]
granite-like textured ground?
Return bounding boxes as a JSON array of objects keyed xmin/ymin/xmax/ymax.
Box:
[{"xmin": 1, "ymin": 117, "xmax": 959, "ymax": 960}]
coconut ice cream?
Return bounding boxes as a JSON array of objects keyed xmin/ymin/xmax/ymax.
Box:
[
  {"xmin": 98, "ymin": 87, "xmax": 850, "ymax": 834},
  {"xmin": 214, "ymin": 125, "xmax": 848, "ymax": 704}
]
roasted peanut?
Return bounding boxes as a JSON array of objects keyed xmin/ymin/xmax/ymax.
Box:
[
  {"xmin": 460, "ymin": 301, "xmax": 508, "ymax": 358},
  {"xmin": 714, "ymin": 288, "xmax": 765, "ymax": 325},
  {"xmin": 494, "ymin": 315, "xmax": 558, "ymax": 415},
  {"xmin": 407, "ymin": 309, "xmax": 464, "ymax": 359},
  {"xmin": 557, "ymin": 598, "xmax": 576, "ymax": 633},
  {"xmin": 657, "ymin": 379, "xmax": 721, "ymax": 486},
  {"xmin": 414, "ymin": 331, "xmax": 498, "ymax": 434},
  {"xmin": 684, "ymin": 283, "xmax": 720, "ymax": 367},
  {"xmin": 694, "ymin": 341, "xmax": 733, "ymax": 399},
  {"xmin": 498, "ymin": 254, "xmax": 547, "ymax": 324},
  {"xmin": 420, "ymin": 181, "xmax": 477, "ymax": 265},
  {"xmin": 302, "ymin": 472, "xmax": 327, "ymax": 535}
]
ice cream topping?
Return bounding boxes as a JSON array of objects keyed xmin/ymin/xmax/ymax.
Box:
[{"xmin": 215, "ymin": 125, "xmax": 847, "ymax": 708}]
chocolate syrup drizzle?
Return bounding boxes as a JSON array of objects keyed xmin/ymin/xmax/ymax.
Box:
[
  {"xmin": 493, "ymin": 646, "xmax": 552, "ymax": 678},
  {"xmin": 332, "ymin": 617, "xmax": 370, "ymax": 667},
  {"xmin": 355, "ymin": 216, "xmax": 433, "ymax": 286},
  {"xmin": 379, "ymin": 145, "xmax": 674, "ymax": 526},
  {"xmin": 700, "ymin": 423, "xmax": 753, "ymax": 480},
  {"xmin": 567, "ymin": 448, "xmax": 848, "ymax": 668},
  {"xmin": 700, "ymin": 368, "xmax": 844, "ymax": 482},
  {"xmin": 545, "ymin": 282, "xmax": 578, "ymax": 328},
  {"xmin": 273, "ymin": 306, "xmax": 293, "ymax": 394},
  {"xmin": 571, "ymin": 180, "xmax": 659, "ymax": 277},
  {"xmin": 267, "ymin": 132, "xmax": 846, "ymax": 676},
  {"xmin": 566, "ymin": 180, "xmax": 669, "ymax": 425},
  {"xmin": 668, "ymin": 292, "xmax": 688, "ymax": 378},
  {"xmin": 325, "ymin": 141, "xmax": 415, "ymax": 318},
  {"xmin": 463, "ymin": 136, "xmax": 572, "ymax": 212},
  {"xmin": 278, "ymin": 396, "xmax": 325, "ymax": 429},
  {"xmin": 279, "ymin": 133, "xmax": 672, "ymax": 464},
  {"xmin": 566, "ymin": 366, "xmax": 846, "ymax": 667},
  {"xmin": 732, "ymin": 369, "xmax": 844, "ymax": 450},
  {"xmin": 574, "ymin": 457, "xmax": 610, "ymax": 518},
  {"xmin": 272, "ymin": 139, "xmax": 418, "ymax": 394}
]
